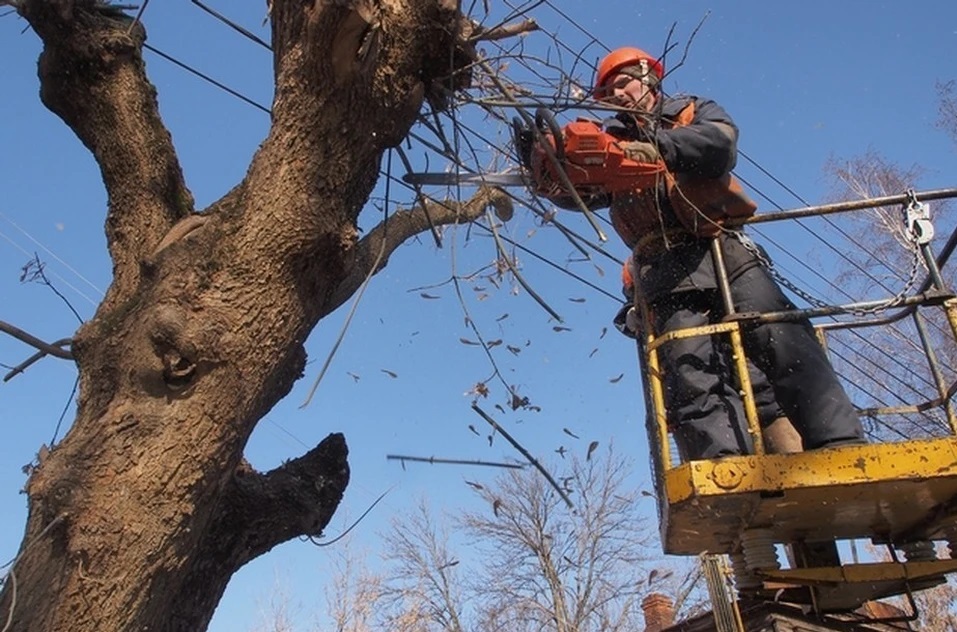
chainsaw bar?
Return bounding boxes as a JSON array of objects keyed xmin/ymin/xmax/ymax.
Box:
[{"xmin": 402, "ymin": 171, "xmax": 531, "ymax": 187}]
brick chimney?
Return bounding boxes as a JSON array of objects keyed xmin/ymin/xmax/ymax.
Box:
[{"xmin": 642, "ymin": 593, "xmax": 675, "ymax": 632}]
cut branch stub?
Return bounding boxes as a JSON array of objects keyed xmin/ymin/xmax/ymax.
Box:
[{"xmin": 213, "ymin": 433, "xmax": 350, "ymax": 566}]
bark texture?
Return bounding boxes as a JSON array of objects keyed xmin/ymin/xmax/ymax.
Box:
[{"xmin": 0, "ymin": 1, "xmax": 506, "ymax": 630}]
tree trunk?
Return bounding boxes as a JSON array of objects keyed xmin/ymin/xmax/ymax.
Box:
[{"xmin": 0, "ymin": 1, "xmax": 501, "ymax": 630}]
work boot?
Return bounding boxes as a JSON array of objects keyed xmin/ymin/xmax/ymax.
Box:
[{"xmin": 762, "ymin": 417, "xmax": 803, "ymax": 454}]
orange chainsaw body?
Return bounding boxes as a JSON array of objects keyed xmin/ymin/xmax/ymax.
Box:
[{"xmin": 529, "ymin": 118, "xmax": 666, "ymax": 199}]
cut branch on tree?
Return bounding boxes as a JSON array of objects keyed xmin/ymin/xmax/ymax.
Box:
[
  {"xmin": 467, "ymin": 18, "xmax": 539, "ymax": 43},
  {"xmin": 471, "ymin": 404, "xmax": 573, "ymax": 509},
  {"xmin": 211, "ymin": 433, "xmax": 350, "ymax": 567},
  {"xmin": 386, "ymin": 454, "xmax": 525, "ymax": 469}
]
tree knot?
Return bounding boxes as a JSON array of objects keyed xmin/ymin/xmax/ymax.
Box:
[{"xmin": 148, "ymin": 304, "xmax": 198, "ymax": 392}]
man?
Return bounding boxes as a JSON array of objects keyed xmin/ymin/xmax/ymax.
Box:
[{"xmin": 573, "ymin": 47, "xmax": 865, "ymax": 459}]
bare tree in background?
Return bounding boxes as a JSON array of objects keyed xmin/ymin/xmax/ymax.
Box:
[
  {"xmin": 379, "ymin": 500, "xmax": 468, "ymax": 632},
  {"xmin": 249, "ymin": 581, "xmax": 300, "ymax": 632},
  {"xmin": 909, "ymin": 576, "xmax": 957, "ymax": 632},
  {"xmin": 0, "ymin": 1, "xmax": 523, "ymax": 630},
  {"xmin": 825, "ymin": 151, "xmax": 931, "ymax": 287},
  {"xmin": 820, "ymin": 81, "xmax": 957, "ymax": 618},
  {"xmin": 461, "ymin": 446, "xmax": 693, "ymax": 632},
  {"xmin": 325, "ymin": 543, "xmax": 383, "ymax": 632},
  {"xmin": 937, "ymin": 80, "xmax": 957, "ymax": 145},
  {"xmin": 823, "ymin": 136, "xmax": 957, "ymax": 441},
  {"xmin": 322, "ymin": 446, "xmax": 705, "ymax": 632}
]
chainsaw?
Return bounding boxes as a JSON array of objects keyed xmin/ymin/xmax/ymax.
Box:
[{"xmin": 403, "ymin": 108, "xmax": 665, "ymax": 199}]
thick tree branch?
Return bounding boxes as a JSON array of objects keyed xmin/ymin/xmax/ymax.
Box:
[
  {"xmin": 258, "ymin": 0, "xmax": 470, "ymax": 221},
  {"xmin": 18, "ymin": 0, "xmax": 193, "ymax": 299},
  {"xmin": 211, "ymin": 433, "xmax": 349, "ymax": 567},
  {"xmin": 326, "ymin": 186, "xmax": 513, "ymax": 313},
  {"xmin": 148, "ymin": 435, "xmax": 347, "ymax": 632},
  {"xmin": 0, "ymin": 321, "xmax": 73, "ymax": 360}
]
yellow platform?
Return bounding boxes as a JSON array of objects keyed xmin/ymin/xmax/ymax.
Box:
[
  {"xmin": 661, "ymin": 437, "xmax": 957, "ymax": 555},
  {"xmin": 660, "ymin": 437, "xmax": 957, "ymax": 609}
]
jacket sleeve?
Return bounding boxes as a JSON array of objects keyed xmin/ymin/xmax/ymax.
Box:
[{"xmin": 654, "ymin": 97, "xmax": 739, "ymax": 178}]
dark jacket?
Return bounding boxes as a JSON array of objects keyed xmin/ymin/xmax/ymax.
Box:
[
  {"xmin": 606, "ymin": 95, "xmax": 738, "ymax": 179},
  {"xmin": 605, "ymin": 95, "xmax": 761, "ymax": 302}
]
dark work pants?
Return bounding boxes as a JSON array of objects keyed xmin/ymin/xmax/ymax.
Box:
[{"xmin": 653, "ymin": 264, "xmax": 864, "ymax": 459}]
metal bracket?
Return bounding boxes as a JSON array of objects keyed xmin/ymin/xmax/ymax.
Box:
[{"xmin": 904, "ymin": 188, "xmax": 935, "ymax": 245}]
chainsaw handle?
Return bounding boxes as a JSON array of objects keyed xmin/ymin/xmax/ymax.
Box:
[
  {"xmin": 512, "ymin": 116, "xmax": 534, "ymax": 168},
  {"xmin": 534, "ymin": 107, "xmax": 565, "ymax": 161}
]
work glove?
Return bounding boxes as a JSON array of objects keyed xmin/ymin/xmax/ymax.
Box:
[
  {"xmin": 618, "ymin": 140, "xmax": 660, "ymax": 164},
  {"xmin": 613, "ymin": 304, "xmax": 641, "ymax": 339}
]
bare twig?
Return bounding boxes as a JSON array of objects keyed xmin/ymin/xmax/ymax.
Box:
[
  {"xmin": 4, "ymin": 338, "xmax": 72, "ymax": 382},
  {"xmin": 448, "ymin": 248, "xmax": 518, "ymax": 399},
  {"xmin": 326, "ymin": 185, "xmax": 513, "ymax": 313},
  {"xmin": 471, "ymin": 404, "xmax": 573, "ymax": 509},
  {"xmin": 656, "ymin": 14, "xmax": 706, "ymax": 89},
  {"xmin": 488, "ymin": 213, "xmax": 562, "ymax": 322},
  {"xmin": 22, "ymin": 254, "xmax": 84, "ymax": 324},
  {"xmin": 474, "ymin": 223, "xmax": 621, "ymax": 300},
  {"xmin": 472, "ymin": 57, "xmax": 607, "ymax": 242},
  {"xmin": 306, "ymin": 489, "xmax": 391, "ymax": 548},
  {"xmin": 301, "ymin": 152, "xmax": 395, "ymax": 409},
  {"xmin": 395, "ymin": 144, "xmax": 442, "ymax": 247}
]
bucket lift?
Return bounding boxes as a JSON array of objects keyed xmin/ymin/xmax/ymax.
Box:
[{"xmin": 637, "ymin": 188, "xmax": 957, "ymax": 613}]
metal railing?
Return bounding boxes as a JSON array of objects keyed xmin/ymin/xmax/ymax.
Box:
[{"xmin": 638, "ymin": 188, "xmax": 957, "ymax": 470}]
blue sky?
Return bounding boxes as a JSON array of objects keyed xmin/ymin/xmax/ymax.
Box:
[{"xmin": 1, "ymin": 1, "xmax": 956, "ymax": 629}]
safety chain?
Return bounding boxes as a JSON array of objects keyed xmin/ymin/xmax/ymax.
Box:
[{"xmin": 732, "ymin": 189, "xmax": 929, "ymax": 317}]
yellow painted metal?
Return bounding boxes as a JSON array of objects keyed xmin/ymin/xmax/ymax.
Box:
[
  {"xmin": 643, "ymin": 319, "xmax": 766, "ymax": 467},
  {"xmin": 646, "ymin": 321, "xmax": 740, "ymax": 351},
  {"xmin": 943, "ymin": 297, "xmax": 957, "ymax": 344},
  {"xmin": 726, "ymin": 326, "xmax": 763, "ymax": 455},
  {"xmin": 660, "ymin": 438, "xmax": 957, "ymax": 556},
  {"xmin": 943, "ymin": 298, "xmax": 957, "ymax": 434},
  {"xmin": 644, "ymin": 333, "xmax": 673, "ymax": 471},
  {"xmin": 633, "ymin": 195, "xmax": 957, "ymax": 611}
]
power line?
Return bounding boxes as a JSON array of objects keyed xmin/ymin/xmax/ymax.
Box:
[
  {"xmin": 143, "ymin": 43, "xmax": 271, "ymax": 114},
  {"xmin": 0, "ymin": 229, "xmax": 100, "ymax": 308}
]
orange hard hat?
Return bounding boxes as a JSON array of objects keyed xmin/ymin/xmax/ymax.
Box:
[{"xmin": 595, "ymin": 47, "xmax": 664, "ymax": 93}]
